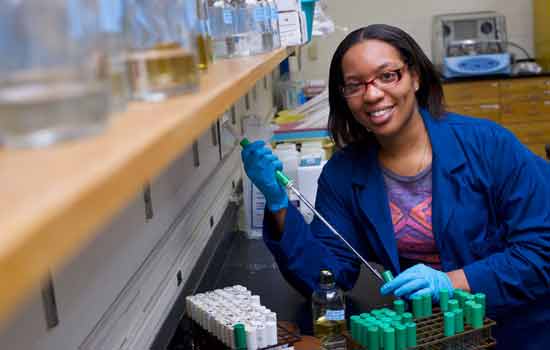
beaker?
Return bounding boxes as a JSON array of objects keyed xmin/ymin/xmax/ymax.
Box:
[
  {"xmin": 126, "ymin": 0, "xmax": 199, "ymax": 102},
  {"xmin": 0, "ymin": 0, "xmax": 111, "ymax": 148}
]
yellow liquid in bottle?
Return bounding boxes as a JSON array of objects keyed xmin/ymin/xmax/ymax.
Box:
[
  {"xmin": 127, "ymin": 42, "xmax": 198, "ymax": 98},
  {"xmin": 196, "ymin": 34, "xmax": 210, "ymax": 70},
  {"xmin": 314, "ymin": 316, "xmax": 347, "ymax": 349}
]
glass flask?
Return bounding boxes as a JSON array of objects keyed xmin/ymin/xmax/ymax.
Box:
[
  {"xmin": 126, "ymin": 0, "xmax": 199, "ymax": 102},
  {"xmin": 97, "ymin": 0, "xmax": 131, "ymax": 113},
  {"xmin": 0, "ymin": 0, "xmax": 111, "ymax": 148}
]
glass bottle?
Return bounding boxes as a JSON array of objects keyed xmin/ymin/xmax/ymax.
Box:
[
  {"xmin": 126, "ymin": 0, "xmax": 199, "ymax": 102},
  {"xmin": 97, "ymin": 0, "xmax": 131, "ymax": 113},
  {"xmin": 0, "ymin": 0, "xmax": 111, "ymax": 148},
  {"xmin": 266, "ymin": 0, "xmax": 281, "ymax": 49},
  {"xmin": 195, "ymin": 0, "xmax": 214, "ymax": 70},
  {"xmin": 256, "ymin": 0, "xmax": 274, "ymax": 53},
  {"xmin": 208, "ymin": 0, "xmax": 237, "ymax": 58},
  {"xmin": 312, "ymin": 269, "xmax": 347, "ymax": 350}
]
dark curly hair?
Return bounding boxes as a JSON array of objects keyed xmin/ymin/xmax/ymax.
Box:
[{"xmin": 328, "ymin": 24, "xmax": 445, "ymax": 148}]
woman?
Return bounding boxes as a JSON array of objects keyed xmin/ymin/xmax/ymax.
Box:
[{"xmin": 241, "ymin": 24, "xmax": 550, "ymax": 349}]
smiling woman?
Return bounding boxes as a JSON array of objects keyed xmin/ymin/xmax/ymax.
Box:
[{"xmin": 240, "ymin": 24, "xmax": 550, "ymax": 350}]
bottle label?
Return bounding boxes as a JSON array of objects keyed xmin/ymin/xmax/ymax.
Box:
[
  {"xmin": 223, "ymin": 8, "xmax": 233, "ymax": 24},
  {"xmin": 254, "ymin": 7, "xmax": 265, "ymax": 22},
  {"xmin": 325, "ymin": 309, "xmax": 345, "ymax": 321}
]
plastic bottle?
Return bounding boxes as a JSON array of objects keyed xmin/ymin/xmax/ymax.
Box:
[{"xmin": 312, "ymin": 269, "xmax": 347, "ymax": 350}]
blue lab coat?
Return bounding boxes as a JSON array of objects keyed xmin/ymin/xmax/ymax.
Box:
[{"xmin": 263, "ymin": 109, "xmax": 550, "ymax": 349}]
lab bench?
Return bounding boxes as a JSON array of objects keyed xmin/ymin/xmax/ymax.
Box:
[{"xmin": 442, "ymin": 73, "xmax": 550, "ymax": 158}]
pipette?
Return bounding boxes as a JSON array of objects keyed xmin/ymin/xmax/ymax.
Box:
[{"xmin": 239, "ymin": 137, "xmax": 385, "ymax": 283}]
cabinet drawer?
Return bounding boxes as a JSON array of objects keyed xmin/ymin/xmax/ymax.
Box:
[
  {"xmin": 447, "ymin": 104, "xmax": 500, "ymax": 122},
  {"xmin": 444, "ymin": 81, "xmax": 499, "ymax": 105},
  {"xmin": 500, "ymin": 100, "xmax": 550, "ymax": 123},
  {"xmin": 506, "ymin": 122, "xmax": 550, "ymax": 144},
  {"xmin": 500, "ymin": 78, "xmax": 550, "ymax": 101}
]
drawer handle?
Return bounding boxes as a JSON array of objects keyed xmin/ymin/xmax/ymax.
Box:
[
  {"xmin": 193, "ymin": 141, "xmax": 200, "ymax": 167},
  {"xmin": 41, "ymin": 272, "xmax": 59, "ymax": 329}
]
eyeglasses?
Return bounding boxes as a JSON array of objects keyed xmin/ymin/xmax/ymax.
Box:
[{"xmin": 340, "ymin": 66, "xmax": 406, "ymax": 98}]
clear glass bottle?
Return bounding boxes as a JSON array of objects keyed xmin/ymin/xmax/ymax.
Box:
[
  {"xmin": 0, "ymin": 0, "xmax": 111, "ymax": 148},
  {"xmin": 256, "ymin": 0, "xmax": 274, "ymax": 53},
  {"xmin": 266, "ymin": 0, "xmax": 281, "ymax": 49},
  {"xmin": 97, "ymin": 0, "xmax": 131, "ymax": 113},
  {"xmin": 195, "ymin": 0, "xmax": 214, "ymax": 70},
  {"xmin": 312, "ymin": 269, "xmax": 347, "ymax": 350},
  {"xmin": 126, "ymin": 0, "xmax": 199, "ymax": 102},
  {"xmin": 208, "ymin": 0, "xmax": 237, "ymax": 58}
]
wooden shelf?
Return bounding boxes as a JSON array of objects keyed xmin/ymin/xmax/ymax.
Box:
[{"xmin": 0, "ymin": 48, "xmax": 289, "ymax": 326}]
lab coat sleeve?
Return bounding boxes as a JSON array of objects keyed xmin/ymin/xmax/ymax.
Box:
[
  {"xmin": 463, "ymin": 129, "xmax": 550, "ymax": 315},
  {"xmin": 263, "ymin": 169, "xmax": 362, "ymax": 297}
]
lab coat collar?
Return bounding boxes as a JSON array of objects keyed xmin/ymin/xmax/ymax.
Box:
[{"xmin": 350, "ymin": 108, "xmax": 466, "ymax": 273}]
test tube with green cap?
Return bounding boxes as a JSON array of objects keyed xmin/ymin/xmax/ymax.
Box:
[
  {"xmin": 233, "ymin": 323, "xmax": 247, "ymax": 350},
  {"xmin": 393, "ymin": 299, "xmax": 405, "ymax": 314},
  {"xmin": 439, "ymin": 289, "xmax": 449, "ymax": 312},
  {"xmin": 368, "ymin": 326, "xmax": 380, "ymax": 350},
  {"xmin": 423, "ymin": 293, "xmax": 432, "ymax": 316},
  {"xmin": 464, "ymin": 300, "xmax": 474, "ymax": 325},
  {"xmin": 454, "ymin": 308, "xmax": 464, "ymax": 333},
  {"xmin": 394, "ymin": 324, "xmax": 407, "ymax": 350},
  {"xmin": 443, "ymin": 312, "xmax": 455, "ymax": 337},
  {"xmin": 474, "ymin": 293, "xmax": 486, "ymax": 319},
  {"xmin": 411, "ymin": 295, "xmax": 423, "ymax": 318},
  {"xmin": 448, "ymin": 299, "xmax": 459, "ymax": 312},
  {"xmin": 383, "ymin": 327, "xmax": 396, "ymax": 350},
  {"xmin": 350, "ymin": 315, "xmax": 360, "ymax": 340},
  {"xmin": 471, "ymin": 303, "xmax": 484, "ymax": 328},
  {"xmin": 406, "ymin": 322, "xmax": 417, "ymax": 347},
  {"xmin": 401, "ymin": 312, "xmax": 413, "ymax": 324},
  {"xmin": 382, "ymin": 270, "xmax": 394, "ymax": 283}
]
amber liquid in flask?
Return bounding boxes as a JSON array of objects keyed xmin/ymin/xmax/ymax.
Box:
[
  {"xmin": 0, "ymin": 71, "xmax": 110, "ymax": 148},
  {"xmin": 126, "ymin": 43, "xmax": 199, "ymax": 102}
]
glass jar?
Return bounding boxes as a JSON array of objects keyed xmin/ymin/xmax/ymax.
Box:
[
  {"xmin": 195, "ymin": 0, "xmax": 214, "ymax": 70},
  {"xmin": 126, "ymin": 0, "xmax": 199, "ymax": 102},
  {"xmin": 0, "ymin": 0, "xmax": 111, "ymax": 148},
  {"xmin": 208, "ymin": 0, "xmax": 237, "ymax": 58}
]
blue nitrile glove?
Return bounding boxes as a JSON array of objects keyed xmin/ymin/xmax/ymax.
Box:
[
  {"xmin": 380, "ymin": 264, "xmax": 453, "ymax": 302},
  {"xmin": 241, "ymin": 140, "xmax": 288, "ymax": 212}
]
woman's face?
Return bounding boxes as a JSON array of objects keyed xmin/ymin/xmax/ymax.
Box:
[{"xmin": 341, "ymin": 39, "xmax": 420, "ymax": 137}]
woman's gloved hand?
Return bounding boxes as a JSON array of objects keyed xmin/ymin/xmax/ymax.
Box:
[
  {"xmin": 241, "ymin": 140, "xmax": 288, "ymax": 212},
  {"xmin": 380, "ymin": 264, "xmax": 453, "ymax": 302}
]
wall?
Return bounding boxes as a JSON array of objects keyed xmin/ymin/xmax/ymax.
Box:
[{"xmin": 302, "ymin": 0, "xmax": 534, "ymax": 80}]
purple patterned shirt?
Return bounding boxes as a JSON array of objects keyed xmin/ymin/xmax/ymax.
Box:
[{"xmin": 382, "ymin": 164, "xmax": 441, "ymax": 270}]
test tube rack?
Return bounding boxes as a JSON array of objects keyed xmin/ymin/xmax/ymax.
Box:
[
  {"xmin": 188, "ymin": 317, "xmax": 302, "ymax": 350},
  {"xmin": 347, "ymin": 308, "xmax": 496, "ymax": 350}
]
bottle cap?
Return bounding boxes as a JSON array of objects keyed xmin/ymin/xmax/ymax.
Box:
[
  {"xmin": 382, "ymin": 270, "xmax": 395, "ymax": 283},
  {"xmin": 393, "ymin": 299, "xmax": 406, "ymax": 314},
  {"xmin": 233, "ymin": 323, "xmax": 247, "ymax": 349},
  {"xmin": 319, "ymin": 269, "xmax": 334, "ymax": 285}
]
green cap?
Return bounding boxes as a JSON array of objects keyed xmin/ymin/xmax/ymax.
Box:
[
  {"xmin": 401, "ymin": 312, "xmax": 413, "ymax": 324},
  {"xmin": 360, "ymin": 312, "xmax": 371, "ymax": 319},
  {"xmin": 406, "ymin": 322, "xmax": 417, "ymax": 347},
  {"xmin": 382, "ymin": 270, "xmax": 395, "ymax": 283},
  {"xmin": 368, "ymin": 326, "xmax": 380, "ymax": 350},
  {"xmin": 383, "ymin": 327, "xmax": 396, "ymax": 350},
  {"xmin": 448, "ymin": 299, "xmax": 459, "ymax": 312},
  {"xmin": 440, "ymin": 289, "xmax": 449, "ymax": 312},
  {"xmin": 471, "ymin": 303, "xmax": 484, "ymax": 329},
  {"xmin": 385, "ymin": 310, "xmax": 397, "ymax": 318},
  {"xmin": 464, "ymin": 301, "xmax": 475, "ymax": 325},
  {"xmin": 233, "ymin": 323, "xmax": 247, "ymax": 350},
  {"xmin": 393, "ymin": 299, "xmax": 406, "ymax": 314},
  {"xmin": 454, "ymin": 308, "xmax": 464, "ymax": 333},
  {"xmin": 411, "ymin": 295, "xmax": 423, "ymax": 318},
  {"xmin": 443, "ymin": 312, "xmax": 455, "ymax": 337},
  {"xmin": 474, "ymin": 293, "xmax": 486, "ymax": 319},
  {"xmin": 240, "ymin": 138, "xmax": 251, "ymax": 147},
  {"xmin": 394, "ymin": 324, "xmax": 407, "ymax": 350},
  {"xmin": 423, "ymin": 293, "xmax": 432, "ymax": 316},
  {"xmin": 350, "ymin": 315, "xmax": 360, "ymax": 340}
]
